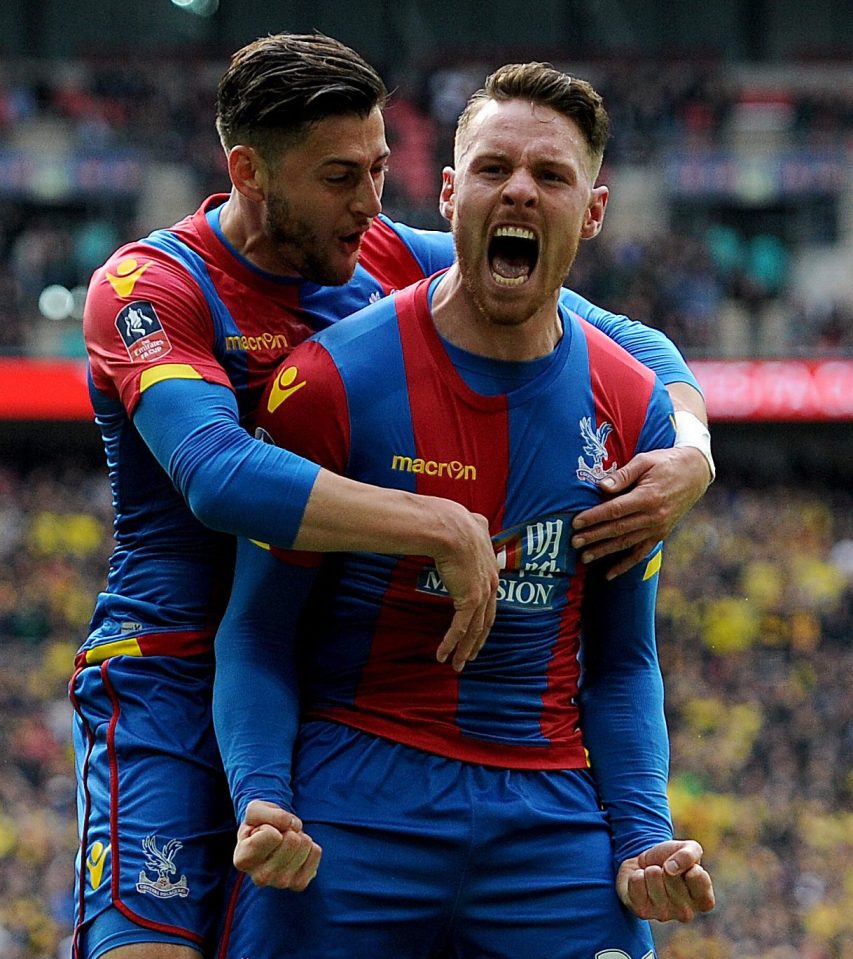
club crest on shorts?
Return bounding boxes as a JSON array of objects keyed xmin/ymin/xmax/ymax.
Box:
[
  {"xmin": 576, "ymin": 416, "xmax": 618, "ymax": 485},
  {"xmin": 115, "ymin": 300, "xmax": 173, "ymax": 362},
  {"xmin": 136, "ymin": 835, "xmax": 190, "ymax": 899}
]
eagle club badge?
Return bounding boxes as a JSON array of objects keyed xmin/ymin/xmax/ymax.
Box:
[
  {"xmin": 576, "ymin": 416, "xmax": 618, "ymax": 485},
  {"xmin": 136, "ymin": 835, "xmax": 190, "ymax": 899},
  {"xmin": 115, "ymin": 300, "xmax": 173, "ymax": 362}
]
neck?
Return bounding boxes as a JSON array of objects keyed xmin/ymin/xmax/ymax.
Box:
[
  {"xmin": 217, "ymin": 190, "xmax": 297, "ymax": 276},
  {"xmin": 431, "ymin": 267, "xmax": 562, "ymax": 361}
]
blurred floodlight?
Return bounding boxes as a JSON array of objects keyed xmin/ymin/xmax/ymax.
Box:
[
  {"xmin": 170, "ymin": 0, "xmax": 219, "ymax": 14},
  {"xmin": 39, "ymin": 285, "xmax": 75, "ymax": 321}
]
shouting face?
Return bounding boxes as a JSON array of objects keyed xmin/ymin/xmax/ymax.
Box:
[{"xmin": 441, "ymin": 97, "xmax": 608, "ymax": 328}]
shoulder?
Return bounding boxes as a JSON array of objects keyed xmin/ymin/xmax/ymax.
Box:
[
  {"xmin": 311, "ymin": 292, "xmax": 403, "ymax": 356},
  {"xmin": 359, "ymin": 215, "xmax": 453, "ymax": 288},
  {"xmin": 572, "ymin": 313, "xmax": 657, "ymax": 394},
  {"xmin": 84, "ymin": 237, "xmax": 209, "ymax": 343}
]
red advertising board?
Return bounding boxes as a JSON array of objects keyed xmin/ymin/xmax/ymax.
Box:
[
  {"xmin": 0, "ymin": 359, "xmax": 91, "ymax": 420},
  {"xmin": 690, "ymin": 360, "xmax": 853, "ymax": 421},
  {"xmin": 0, "ymin": 358, "xmax": 852, "ymax": 422}
]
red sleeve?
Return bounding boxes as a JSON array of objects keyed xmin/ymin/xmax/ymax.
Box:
[
  {"xmin": 358, "ymin": 217, "xmax": 430, "ymax": 293},
  {"xmin": 256, "ymin": 339, "xmax": 350, "ymax": 566},
  {"xmin": 84, "ymin": 242, "xmax": 232, "ymax": 416}
]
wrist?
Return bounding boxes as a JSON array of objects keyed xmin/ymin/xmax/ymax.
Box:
[{"xmin": 673, "ymin": 410, "xmax": 715, "ymax": 483}]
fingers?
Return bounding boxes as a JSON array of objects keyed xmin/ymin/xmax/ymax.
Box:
[
  {"xmin": 572, "ymin": 495, "xmax": 665, "ymax": 549},
  {"xmin": 433, "ymin": 512, "xmax": 499, "ymax": 671},
  {"xmin": 437, "ymin": 584, "xmax": 498, "ymax": 672},
  {"xmin": 572, "ymin": 446, "xmax": 709, "ymax": 563},
  {"xmin": 682, "ymin": 863, "xmax": 716, "ymax": 913},
  {"xmin": 287, "ymin": 840, "xmax": 323, "ymax": 893},
  {"xmin": 621, "ymin": 840, "xmax": 715, "ymax": 922},
  {"xmin": 652, "ymin": 839, "xmax": 704, "ymax": 872},
  {"xmin": 244, "ymin": 799, "xmax": 302, "ymax": 834},
  {"xmin": 595, "ymin": 458, "xmax": 647, "ymax": 495},
  {"xmin": 234, "ymin": 821, "xmax": 322, "ymax": 890},
  {"xmin": 626, "ymin": 864, "xmax": 697, "ymax": 923}
]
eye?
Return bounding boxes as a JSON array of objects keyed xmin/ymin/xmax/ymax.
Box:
[{"xmin": 540, "ymin": 170, "xmax": 566, "ymax": 184}]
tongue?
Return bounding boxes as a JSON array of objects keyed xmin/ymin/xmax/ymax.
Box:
[{"xmin": 491, "ymin": 254, "xmax": 530, "ymax": 280}]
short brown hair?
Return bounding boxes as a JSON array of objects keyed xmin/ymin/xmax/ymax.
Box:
[
  {"xmin": 455, "ymin": 62, "xmax": 609, "ymax": 169},
  {"xmin": 216, "ymin": 32, "xmax": 387, "ymax": 160}
]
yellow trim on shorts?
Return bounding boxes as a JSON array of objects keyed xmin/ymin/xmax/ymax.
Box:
[{"xmin": 85, "ymin": 638, "xmax": 143, "ymax": 664}]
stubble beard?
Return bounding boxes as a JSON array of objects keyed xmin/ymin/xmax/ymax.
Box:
[
  {"xmin": 266, "ymin": 193, "xmax": 353, "ymax": 287},
  {"xmin": 454, "ymin": 226, "xmax": 580, "ymax": 328}
]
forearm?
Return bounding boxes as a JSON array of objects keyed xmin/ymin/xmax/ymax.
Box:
[
  {"xmin": 212, "ymin": 540, "xmax": 316, "ymax": 820},
  {"xmin": 667, "ymin": 382, "xmax": 707, "ymax": 425},
  {"xmin": 579, "ymin": 555, "xmax": 673, "ymax": 868},
  {"xmin": 580, "ymin": 665, "xmax": 672, "ymax": 868},
  {"xmin": 137, "ymin": 379, "xmax": 318, "ymax": 547},
  {"xmin": 213, "ymin": 630, "xmax": 299, "ymax": 821},
  {"xmin": 294, "ymin": 467, "xmax": 484, "ymax": 559},
  {"xmin": 667, "ymin": 383, "xmax": 714, "ymax": 481}
]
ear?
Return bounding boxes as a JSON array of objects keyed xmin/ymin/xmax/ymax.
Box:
[
  {"xmin": 438, "ymin": 166, "xmax": 456, "ymax": 223},
  {"xmin": 580, "ymin": 185, "xmax": 609, "ymax": 240},
  {"xmin": 227, "ymin": 145, "xmax": 267, "ymax": 203}
]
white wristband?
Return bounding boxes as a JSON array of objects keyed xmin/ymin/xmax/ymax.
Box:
[{"xmin": 673, "ymin": 409, "xmax": 715, "ymax": 483}]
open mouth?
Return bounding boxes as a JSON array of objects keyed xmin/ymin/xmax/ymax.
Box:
[
  {"xmin": 488, "ymin": 226, "xmax": 539, "ymax": 287},
  {"xmin": 339, "ymin": 231, "xmax": 364, "ymax": 255}
]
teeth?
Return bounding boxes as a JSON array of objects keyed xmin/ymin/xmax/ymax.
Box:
[
  {"xmin": 493, "ymin": 226, "xmax": 536, "ymax": 241},
  {"xmin": 491, "ymin": 272, "xmax": 528, "ymax": 286}
]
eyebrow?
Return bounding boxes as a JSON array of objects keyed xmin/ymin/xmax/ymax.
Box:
[
  {"xmin": 472, "ymin": 148, "xmax": 576, "ymax": 170},
  {"xmin": 320, "ymin": 151, "xmax": 391, "ymax": 169}
]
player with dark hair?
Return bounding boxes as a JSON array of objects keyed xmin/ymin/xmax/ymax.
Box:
[
  {"xmin": 73, "ymin": 33, "xmax": 712, "ymax": 959},
  {"xmin": 214, "ymin": 61, "xmax": 714, "ymax": 959}
]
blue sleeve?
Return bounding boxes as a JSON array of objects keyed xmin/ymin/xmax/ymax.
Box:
[
  {"xmin": 378, "ymin": 215, "xmax": 455, "ymax": 275},
  {"xmin": 134, "ymin": 377, "xmax": 320, "ymax": 547},
  {"xmin": 637, "ymin": 377, "xmax": 677, "ymax": 454},
  {"xmin": 213, "ymin": 537, "xmax": 319, "ymax": 820},
  {"xmin": 578, "ymin": 550, "xmax": 673, "ymax": 870},
  {"xmin": 560, "ymin": 287, "xmax": 701, "ymax": 391}
]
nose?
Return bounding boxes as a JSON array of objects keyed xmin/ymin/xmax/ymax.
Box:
[
  {"xmin": 501, "ymin": 168, "xmax": 537, "ymax": 208},
  {"xmin": 353, "ymin": 171, "xmax": 383, "ymax": 219}
]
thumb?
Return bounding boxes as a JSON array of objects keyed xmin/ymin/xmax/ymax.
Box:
[
  {"xmin": 639, "ymin": 840, "xmax": 704, "ymax": 875},
  {"xmin": 597, "ymin": 461, "xmax": 640, "ymax": 494},
  {"xmin": 244, "ymin": 799, "xmax": 302, "ymax": 834},
  {"xmin": 664, "ymin": 840, "xmax": 704, "ymax": 875}
]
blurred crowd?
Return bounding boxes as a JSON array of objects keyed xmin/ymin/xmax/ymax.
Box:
[
  {"xmin": 0, "ymin": 454, "xmax": 850, "ymax": 958},
  {"xmin": 0, "ymin": 459, "xmax": 112, "ymax": 959},
  {"xmin": 0, "ymin": 55, "xmax": 850, "ymax": 359}
]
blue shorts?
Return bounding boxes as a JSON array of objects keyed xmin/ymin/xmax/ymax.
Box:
[
  {"xmin": 70, "ymin": 652, "xmax": 235, "ymax": 958},
  {"xmin": 218, "ymin": 721, "xmax": 656, "ymax": 959}
]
